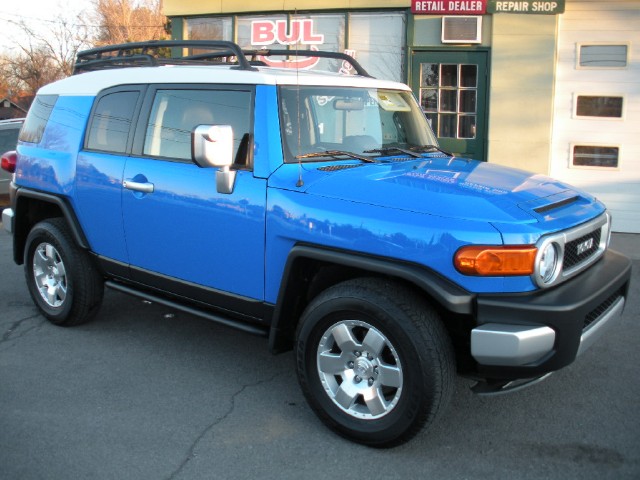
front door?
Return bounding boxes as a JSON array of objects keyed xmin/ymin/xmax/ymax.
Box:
[
  {"xmin": 411, "ymin": 51, "xmax": 489, "ymax": 161},
  {"xmin": 121, "ymin": 86, "xmax": 267, "ymax": 302}
]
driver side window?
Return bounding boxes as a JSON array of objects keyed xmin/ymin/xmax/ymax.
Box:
[{"xmin": 143, "ymin": 88, "xmax": 253, "ymax": 165}]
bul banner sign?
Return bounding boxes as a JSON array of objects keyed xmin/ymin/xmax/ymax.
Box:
[
  {"xmin": 412, "ymin": 0, "xmax": 488, "ymax": 14},
  {"xmin": 251, "ymin": 19, "xmax": 325, "ymax": 69}
]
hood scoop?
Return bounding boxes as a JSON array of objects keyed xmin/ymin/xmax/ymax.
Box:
[{"xmin": 534, "ymin": 195, "xmax": 580, "ymax": 214}]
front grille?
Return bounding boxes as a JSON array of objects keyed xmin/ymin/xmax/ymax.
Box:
[
  {"xmin": 584, "ymin": 289, "xmax": 623, "ymax": 330},
  {"xmin": 564, "ymin": 228, "xmax": 602, "ymax": 270},
  {"xmin": 534, "ymin": 213, "xmax": 609, "ymax": 289}
]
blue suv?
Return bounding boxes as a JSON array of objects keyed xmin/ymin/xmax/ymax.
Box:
[{"xmin": 2, "ymin": 41, "xmax": 632, "ymax": 446}]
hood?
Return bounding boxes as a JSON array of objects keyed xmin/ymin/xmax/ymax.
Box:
[{"xmin": 273, "ymin": 156, "xmax": 600, "ymax": 225}]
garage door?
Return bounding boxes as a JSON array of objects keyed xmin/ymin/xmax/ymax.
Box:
[{"xmin": 550, "ymin": 0, "xmax": 640, "ymax": 233}]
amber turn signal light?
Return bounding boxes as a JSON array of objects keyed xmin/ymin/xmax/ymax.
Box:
[{"xmin": 454, "ymin": 245, "xmax": 537, "ymax": 276}]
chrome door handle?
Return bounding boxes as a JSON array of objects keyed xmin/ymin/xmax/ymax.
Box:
[{"xmin": 123, "ymin": 180, "xmax": 154, "ymax": 193}]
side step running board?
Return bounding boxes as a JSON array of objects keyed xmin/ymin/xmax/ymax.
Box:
[
  {"xmin": 471, "ymin": 373, "xmax": 554, "ymax": 396},
  {"xmin": 105, "ymin": 280, "xmax": 269, "ymax": 337}
]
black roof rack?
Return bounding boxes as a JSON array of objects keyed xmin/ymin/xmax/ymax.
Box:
[
  {"xmin": 73, "ymin": 40, "xmax": 372, "ymax": 77},
  {"xmin": 243, "ymin": 49, "xmax": 371, "ymax": 77}
]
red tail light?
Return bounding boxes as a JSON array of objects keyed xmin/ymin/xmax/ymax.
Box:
[{"xmin": 1, "ymin": 150, "xmax": 17, "ymax": 173}]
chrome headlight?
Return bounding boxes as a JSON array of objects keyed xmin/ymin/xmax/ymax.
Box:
[{"xmin": 536, "ymin": 241, "xmax": 560, "ymax": 285}]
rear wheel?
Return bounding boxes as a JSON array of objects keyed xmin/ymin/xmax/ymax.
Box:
[
  {"xmin": 296, "ymin": 278, "xmax": 455, "ymax": 447},
  {"xmin": 24, "ymin": 218, "xmax": 104, "ymax": 326}
]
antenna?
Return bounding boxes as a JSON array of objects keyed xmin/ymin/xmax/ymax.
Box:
[{"xmin": 294, "ymin": 10, "xmax": 304, "ymax": 188}]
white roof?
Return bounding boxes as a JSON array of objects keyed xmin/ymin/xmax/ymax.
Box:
[{"xmin": 39, "ymin": 65, "xmax": 411, "ymax": 96}]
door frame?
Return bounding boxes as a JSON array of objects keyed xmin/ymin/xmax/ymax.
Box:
[{"xmin": 408, "ymin": 48, "xmax": 490, "ymax": 162}]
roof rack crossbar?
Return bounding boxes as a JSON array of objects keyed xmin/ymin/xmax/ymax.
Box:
[
  {"xmin": 73, "ymin": 40, "xmax": 257, "ymax": 74},
  {"xmin": 73, "ymin": 40, "xmax": 373, "ymax": 78},
  {"xmin": 243, "ymin": 49, "xmax": 372, "ymax": 77}
]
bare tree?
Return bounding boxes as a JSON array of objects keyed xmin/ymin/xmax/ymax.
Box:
[
  {"xmin": 91, "ymin": 0, "xmax": 168, "ymax": 45},
  {"xmin": 0, "ymin": 12, "xmax": 90, "ymax": 97}
]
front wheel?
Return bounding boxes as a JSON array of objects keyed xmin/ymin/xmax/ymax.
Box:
[
  {"xmin": 295, "ymin": 278, "xmax": 455, "ymax": 447},
  {"xmin": 24, "ymin": 218, "xmax": 104, "ymax": 326}
]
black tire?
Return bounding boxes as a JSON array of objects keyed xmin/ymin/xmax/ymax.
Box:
[
  {"xmin": 295, "ymin": 278, "xmax": 455, "ymax": 447},
  {"xmin": 24, "ymin": 218, "xmax": 104, "ymax": 326}
]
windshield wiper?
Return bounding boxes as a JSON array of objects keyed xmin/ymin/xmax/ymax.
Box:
[
  {"xmin": 364, "ymin": 147, "xmax": 422, "ymax": 158},
  {"xmin": 406, "ymin": 144, "xmax": 453, "ymax": 156},
  {"xmin": 296, "ymin": 150, "xmax": 376, "ymax": 163}
]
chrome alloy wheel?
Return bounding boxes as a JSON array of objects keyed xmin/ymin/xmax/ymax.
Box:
[
  {"xmin": 32, "ymin": 242, "xmax": 67, "ymax": 308},
  {"xmin": 317, "ymin": 319, "xmax": 403, "ymax": 419}
]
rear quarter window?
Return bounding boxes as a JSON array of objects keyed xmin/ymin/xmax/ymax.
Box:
[
  {"xmin": 86, "ymin": 90, "xmax": 141, "ymax": 153},
  {"xmin": 19, "ymin": 95, "xmax": 58, "ymax": 144}
]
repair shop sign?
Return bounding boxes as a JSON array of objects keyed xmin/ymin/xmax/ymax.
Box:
[
  {"xmin": 487, "ymin": 0, "xmax": 565, "ymax": 14},
  {"xmin": 412, "ymin": 1, "xmax": 487, "ymax": 14}
]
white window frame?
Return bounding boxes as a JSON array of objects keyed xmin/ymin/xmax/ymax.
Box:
[
  {"xmin": 572, "ymin": 93, "xmax": 626, "ymax": 121},
  {"xmin": 576, "ymin": 42, "xmax": 630, "ymax": 70},
  {"xmin": 569, "ymin": 143, "xmax": 622, "ymax": 171}
]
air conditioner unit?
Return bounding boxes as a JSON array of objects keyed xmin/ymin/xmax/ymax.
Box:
[{"xmin": 442, "ymin": 16, "xmax": 482, "ymax": 44}]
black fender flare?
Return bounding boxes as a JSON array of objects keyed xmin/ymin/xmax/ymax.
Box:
[
  {"xmin": 12, "ymin": 188, "xmax": 90, "ymax": 264},
  {"xmin": 268, "ymin": 244, "xmax": 474, "ymax": 353}
]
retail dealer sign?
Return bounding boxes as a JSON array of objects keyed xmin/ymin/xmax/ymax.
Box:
[
  {"xmin": 412, "ymin": 1, "xmax": 487, "ymax": 14},
  {"xmin": 487, "ymin": 0, "xmax": 565, "ymax": 13}
]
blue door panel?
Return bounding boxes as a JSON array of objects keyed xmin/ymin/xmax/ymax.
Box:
[
  {"xmin": 75, "ymin": 151, "xmax": 128, "ymax": 261},
  {"xmin": 122, "ymin": 158, "xmax": 267, "ymax": 300}
]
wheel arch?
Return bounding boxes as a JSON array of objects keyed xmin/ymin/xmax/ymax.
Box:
[
  {"xmin": 268, "ymin": 244, "xmax": 475, "ymax": 353},
  {"xmin": 12, "ymin": 188, "xmax": 90, "ymax": 265}
]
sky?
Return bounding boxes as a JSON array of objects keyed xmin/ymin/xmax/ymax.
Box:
[{"xmin": 0, "ymin": 0, "xmax": 92, "ymax": 52}]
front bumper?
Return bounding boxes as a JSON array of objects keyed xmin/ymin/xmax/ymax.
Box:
[{"xmin": 471, "ymin": 249, "xmax": 631, "ymax": 380}]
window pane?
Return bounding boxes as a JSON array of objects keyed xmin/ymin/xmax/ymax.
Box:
[
  {"xmin": 87, "ymin": 91, "xmax": 139, "ymax": 153},
  {"xmin": 459, "ymin": 90, "xmax": 476, "ymax": 113},
  {"xmin": 237, "ymin": 14, "xmax": 287, "ymax": 48},
  {"xmin": 579, "ymin": 45, "xmax": 628, "ymax": 68},
  {"xmin": 0, "ymin": 126, "xmax": 20, "ymax": 152},
  {"xmin": 421, "ymin": 63, "xmax": 438, "ymax": 87},
  {"xmin": 425, "ymin": 113, "xmax": 437, "ymax": 132},
  {"xmin": 420, "ymin": 90, "xmax": 438, "ymax": 112},
  {"xmin": 576, "ymin": 96, "xmax": 623, "ymax": 118},
  {"xmin": 144, "ymin": 90, "xmax": 252, "ymax": 161},
  {"xmin": 439, "ymin": 114, "xmax": 456, "ymax": 138},
  {"xmin": 440, "ymin": 64, "xmax": 458, "ymax": 87},
  {"xmin": 237, "ymin": 14, "xmax": 345, "ymax": 73},
  {"xmin": 19, "ymin": 95, "xmax": 58, "ymax": 144},
  {"xmin": 186, "ymin": 17, "xmax": 232, "ymax": 40},
  {"xmin": 349, "ymin": 13, "xmax": 405, "ymax": 82},
  {"xmin": 458, "ymin": 116, "xmax": 476, "ymax": 139},
  {"xmin": 573, "ymin": 146, "xmax": 619, "ymax": 168},
  {"xmin": 460, "ymin": 64, "xmax": 477, "ymax": 87},
  {"xmin": 440, "ymin": 90, "xmax": 457, "ymax": 112}
]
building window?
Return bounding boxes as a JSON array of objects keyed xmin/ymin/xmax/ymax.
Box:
[
  {"xmin": 184, "ymin": 12, "xmax": 406, "ymax": 82},
  {"xmin": 420, "ymin": 63, "xmax": 477, "ymax": 139},
  {"xmin": 187, "ymin": 16, "xmax": 232, "ymax": 41},
  {"xmin": 578, "ymin": 44, "xmax": 628, "ymax": 68},
  {"xmin": 575, "ymin": 95, "xmax": 623, "ymax": 119},
  {"xmin": 572, "ymin": 145, "xmax": 619, "ymax": 169},
  {"xmin": 348, "ymin": 12, "xmax": 406, "ymax": 82}
]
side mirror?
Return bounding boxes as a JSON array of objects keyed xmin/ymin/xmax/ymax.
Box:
[{"xmin": 192, "ymin": 125, "xmax": 236, "ymax": 194}]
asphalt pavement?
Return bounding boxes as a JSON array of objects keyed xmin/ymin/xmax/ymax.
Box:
[{"xmin": 1, "ymin": 223, "xmax": 638, "ymax": 480}]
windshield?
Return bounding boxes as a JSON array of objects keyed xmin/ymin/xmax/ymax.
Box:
[{"xmin": 278, "ymin": 86, "xmax": 438, "ymax": 162}]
